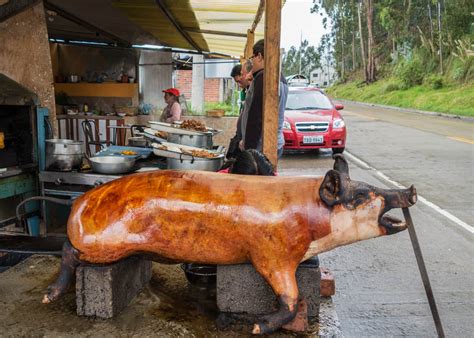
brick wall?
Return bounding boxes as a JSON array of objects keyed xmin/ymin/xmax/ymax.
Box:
[
  {"xmin": 175, "ymin": 70, "xmax": 221, "ymax": 103},
  {"xmin": 204, "ymin": 78, "xmax": 220, "ymax": 102}
]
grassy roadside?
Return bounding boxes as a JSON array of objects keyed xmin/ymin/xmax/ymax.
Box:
[{"xmin": 326, "ymin": 79, "xmax": 474, "ymax": 117}]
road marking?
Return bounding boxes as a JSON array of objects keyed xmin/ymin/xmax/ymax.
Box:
[
  {"xmin": 447, "ymin": 136, "xmax": 474, "ymax": 145},
  {"xmin": 344, "ymin": 151, "xmax": 474, "ymax": 234}
]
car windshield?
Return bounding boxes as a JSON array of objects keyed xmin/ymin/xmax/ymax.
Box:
[{"xmin": 285, "ymin": 91, "xmax": 333, "ymax": 110}]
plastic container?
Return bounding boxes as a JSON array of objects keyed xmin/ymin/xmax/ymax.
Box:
[{"xmin": 27, "ymin": 216, "xmax": 41, "ymax": 237}]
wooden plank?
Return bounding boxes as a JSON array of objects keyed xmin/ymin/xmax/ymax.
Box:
[
  {"xmin": 53, "ymin": 83, "xmax": 138, "ymax": 100},
  {"xmin": 245, "ymin": 29, "xmax": 255, "ymax": 59},
  {"xmin": 94, "ymin": 121, "xmax": 100, "ymax": 153},
  {"xmin": 262, "ymin": 0, "xmax": 282, "ymax": 167},
  {"xmin": 105, "ymin": 119, "xmax": 110, "ymax": 146}
]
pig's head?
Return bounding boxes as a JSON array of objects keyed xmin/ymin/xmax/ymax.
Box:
[{"xmin": 319, "ymin": 155, "xmax": 417, "ymax": 243}]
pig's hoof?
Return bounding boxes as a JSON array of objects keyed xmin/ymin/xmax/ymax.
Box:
[
  {"xmin": 252, "ymin": 322, "xmax": 270, "ymax": 335},
  {"xmin": 42, "ymin": 294, "xmax": 51, "ymax": 304}
]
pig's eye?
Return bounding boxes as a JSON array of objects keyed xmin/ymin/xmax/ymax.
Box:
[{"xmin": 354, "ymin": 193, "xmax": 366, "ymax": 206}]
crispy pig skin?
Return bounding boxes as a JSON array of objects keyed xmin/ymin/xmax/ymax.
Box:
[{"xmin": 68, "ymin": 170, "xmax": 331, "ymax": 266}]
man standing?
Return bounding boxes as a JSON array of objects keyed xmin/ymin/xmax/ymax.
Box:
[
  {"xmin": 240, "ymin": 39, "xmax": 288, "ymax": 158},
  {"xmin": 228, "ymin": 62, "xmax": 253, "ymax": 159}
]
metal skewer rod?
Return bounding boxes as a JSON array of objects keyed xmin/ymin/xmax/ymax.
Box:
[{"xmin": 402, "ymin": 207, "xmax": 445, "ymax": 338}]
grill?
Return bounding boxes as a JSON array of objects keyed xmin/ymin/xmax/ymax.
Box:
[{"xmin": 295, "ymin": 121, "xmax": 329, "ymax": 133}]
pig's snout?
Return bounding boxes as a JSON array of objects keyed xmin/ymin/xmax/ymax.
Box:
[{"xmin": 384, "ymin": 185, "xmax": 417, "ymax": 209}]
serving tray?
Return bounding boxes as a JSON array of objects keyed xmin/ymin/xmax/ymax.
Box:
[{"xmin": 151, "ymin": 142, "xmax": 224, "ymax": 160}]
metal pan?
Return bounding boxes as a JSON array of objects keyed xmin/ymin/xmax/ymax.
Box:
[{"xmin": 89, "ymin": 156, "xmax": 136, "ymax": 174}]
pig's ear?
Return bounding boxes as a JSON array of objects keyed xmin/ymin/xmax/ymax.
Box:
[
  {"xmin": 333, "ymin": 154, "xmax": 349, "ymax": 176},
  {"xmin": 320, "ymin": 169, "xmax": 345, "ymax": 206}
]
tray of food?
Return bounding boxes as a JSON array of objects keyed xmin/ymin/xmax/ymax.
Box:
[
  {"xmin": 95, "ymin": 145, "xmax": 152, "ymax": 159},
  {"xmin": 151, "ymin": 142, "xmax": 224, "ymax": 160},
  {"xmin": 148, "ymin": 119, "xmax": 221, "ymax": 136},
  {"xmin": 142, "ymin": 128, "xmax": 168, "ymax": 142}
]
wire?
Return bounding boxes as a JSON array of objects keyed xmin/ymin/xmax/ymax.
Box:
[{"xmin": 15, "ymin": 196, "xmax": 74, "ymax": 222}]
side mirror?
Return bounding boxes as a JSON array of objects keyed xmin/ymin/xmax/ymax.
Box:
[{"xmin": 334, "ymin": 103, "xmax": 344, "ymax": 110}]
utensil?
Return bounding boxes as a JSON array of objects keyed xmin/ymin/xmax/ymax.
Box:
[
  {"xmin": 45, "ymin": 139, "xmax": 83, "ymax": 171},
  {"xmin": 89, "ymin": 156, "xmax": 136, "ymax": 174},
  {"xmin": 68, "ymin": 75, "xmax": 79, "ymax": 83}
]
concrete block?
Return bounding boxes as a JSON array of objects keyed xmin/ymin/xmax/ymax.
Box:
[
  {"xmin": 217, "ymin": 257, "xmax": 320, "ymax": 320},
  {"xmin": 76, "ymin": 257, "xmax": 152, "ymax": 318},
  {"xmin": 320, "ymin": 267, "xmax": 335, "ymax": 297}
]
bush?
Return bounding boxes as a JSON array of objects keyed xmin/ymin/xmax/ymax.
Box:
[
  {"xmin": 383, "ymin": 82, "xmax": 400, "ymax": 93},
  {"xmin": 395, "ymin": 57, "xmax": 424, "ymax": 89},
  {"xmin": 424, "ymin": 75, "xmax": 443, "ymax": 89}
]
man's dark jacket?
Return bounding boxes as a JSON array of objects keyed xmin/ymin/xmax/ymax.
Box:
[{"xmin": 244, "ymin": 69, "xmax": 264, "ymax": 149}]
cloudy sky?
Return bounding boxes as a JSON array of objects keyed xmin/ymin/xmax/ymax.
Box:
[{"xmin": 280, "ymin": 0, "xmax": 331, "ymax": 51}]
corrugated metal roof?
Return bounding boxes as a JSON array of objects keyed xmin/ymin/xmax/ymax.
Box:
[{"xmin": 113, "ymin": 0, "xmax": 271, "ymax": 57}]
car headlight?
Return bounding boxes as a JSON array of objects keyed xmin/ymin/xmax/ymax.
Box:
[
  {"xmin": 332, "ymin": 118, "xmax": 345, "ymax": 129},
  {"xmin": 283, "ymin": 120, "xmax": 291, "ymax": 130}
]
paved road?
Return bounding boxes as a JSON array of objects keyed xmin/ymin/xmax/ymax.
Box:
[{"xmin": 278, "ymin": 102, "xmax": 473, "ymax": 337}]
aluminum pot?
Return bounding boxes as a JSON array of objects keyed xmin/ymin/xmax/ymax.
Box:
[
  {"xmin": 167, "ymin": 132, "xmax": 213, "ymax": 149},
  {"xmin": 45, "ymin": 139, "xmax": 83, "ymax": 171},
  {"xmin": 89, "ymin": 156, "xmax": 136, "ymax": 174},
  {"xmin": 167, "ymin": 154, "xmax": 223, "ymax": 171},
  {"xmin": 128, "ymin": 136, "xmax": 148, "ymax": 147}
]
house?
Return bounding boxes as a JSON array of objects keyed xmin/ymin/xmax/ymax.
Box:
[
  {"xmin": 310, "ymin": 66, "xmax": 337, "ymax": 87},
  {"xmin": 175, "ymin": 57, "xmax": 238, "ymax": 104}
]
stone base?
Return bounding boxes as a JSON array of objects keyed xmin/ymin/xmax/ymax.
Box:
[
  {"xmin": 216, "ymin": 257, "xmax": 320, "ymax": 324},
  {"xmin": 76, "ymin": 257, "xmax": 152, "ymax": 318}
]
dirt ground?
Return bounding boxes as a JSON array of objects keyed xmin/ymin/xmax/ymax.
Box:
[{"xmin": 0, "ymin": 255, "xmax": 337, "ymax": 336}]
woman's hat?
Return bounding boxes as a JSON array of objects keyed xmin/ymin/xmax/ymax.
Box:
[{"xmin": 162, "ymin": 88, "xmax": 180, "ymax": 97}]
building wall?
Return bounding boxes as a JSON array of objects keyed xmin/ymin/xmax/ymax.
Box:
[
  {"xmin": 175, "ymin": 70, "xmax": 223, "ymax": 104},
  {"xmin": 0, "ymin": 1, "xmax": 56, "ymax": 131},
  {"xmin": 139, "ymin": 50, "xmax": 173, "ymax": 112}
]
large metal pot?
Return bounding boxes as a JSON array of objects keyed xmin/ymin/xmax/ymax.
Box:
[
  {"xmin": 128, "ymin": 136, "xmax": 148, "ymax": 147},
  {"xmin": 89, "ymin": 156, "xmax": 135, "ymax": 174},
  {"xmin": 45, "ymin": 139, "xmax": 83, "ymax": 171},
  {"xmin": 167, "ymin": 133, "xmax": 213, "ymax": 149},
  {"xmin": 167, "ymin": 154, "xmax": 223, "ymax": 171}
]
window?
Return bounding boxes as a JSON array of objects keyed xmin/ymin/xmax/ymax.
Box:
[
  {"xmin": 286, "ymin": 90, "xmax": 333, "ymax": 110},
  {"xmin": 313, "ymin": 73, "xmax": 318, "ymax": 77}
]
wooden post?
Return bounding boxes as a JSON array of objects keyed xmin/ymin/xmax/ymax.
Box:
[
  {"xmin": 244, "ymin": 29, "xmax": 255, "ymax": 59},
  {"xmin": 262, "ymin": 0, "xmax": 281, "ymax": 167}
]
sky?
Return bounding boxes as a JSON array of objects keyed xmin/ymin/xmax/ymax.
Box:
[{"xmin": 280, "ymin": 0, "xmax": 331, "ymax": 52}]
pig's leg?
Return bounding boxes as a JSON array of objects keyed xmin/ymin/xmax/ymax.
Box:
[
  {"xmin": 251, "ymin": 266, "xmax": 299, "ymax": 334},
  {"xmin": 42, "ymin": 240, "xmax": 81, "ymax": 304}
]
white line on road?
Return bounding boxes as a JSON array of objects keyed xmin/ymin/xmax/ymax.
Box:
[{"xmin": 344, "ymin": 151, "xmax": 474, "ymax": 234}]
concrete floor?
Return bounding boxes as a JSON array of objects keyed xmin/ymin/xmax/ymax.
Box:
[{"xmin": 0, "ymin": 254, "xmax": 342, "ymax": 336}]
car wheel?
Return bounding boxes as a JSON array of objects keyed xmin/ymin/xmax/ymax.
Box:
[{"xmin": 332, "ymin": 147, "xmax": 345, "ymax": 154}]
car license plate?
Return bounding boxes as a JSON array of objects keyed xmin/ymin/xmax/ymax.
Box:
[{"xmin": 303, "ymin": 135, "xmax": 324, "ymax": 144}]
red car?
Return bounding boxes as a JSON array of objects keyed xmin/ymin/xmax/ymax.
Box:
[{"xmin": 283, "ymin": 87, "xmax": 346, "ymax": 154}]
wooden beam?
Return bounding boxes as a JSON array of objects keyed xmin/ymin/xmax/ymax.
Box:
[
  {"xmin": 155, "ymin": 0, "xmax": 202, "ymax": 52},
  {"xmin": 183, "ymin": 27, "xmax": 246, "ymax": 38},
  {"xmin": 44, "ymin": 1, "xmax": 131, "ymax": 47},
  {"xmin": 262, "ymin": 0, "xmax": 282, "ymax": 167},
  {"xmin": 244, "ymin": 29, "xmax": 255, "ymax": 59},
  {"xmin": 0, "ymin": 0, "xmax": 40, "ymax": 23}
]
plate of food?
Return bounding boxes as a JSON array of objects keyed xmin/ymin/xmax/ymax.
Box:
[
  {"xmin": 95, "ymin": 145, "xmax": 152, "ymax": 159},
  {"xmin": 148, "ymin": 119, "xmax": 221, "ymax": 136}
]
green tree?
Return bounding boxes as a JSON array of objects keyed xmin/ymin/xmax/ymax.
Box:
[{"xmin": 282, "ymin": 39, "xmax": 321, "ymax": 78}]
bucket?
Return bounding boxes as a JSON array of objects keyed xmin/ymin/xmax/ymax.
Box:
[{"xmin": 27, "ymin": 216, "xmax": 41, "ymax": 237}]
